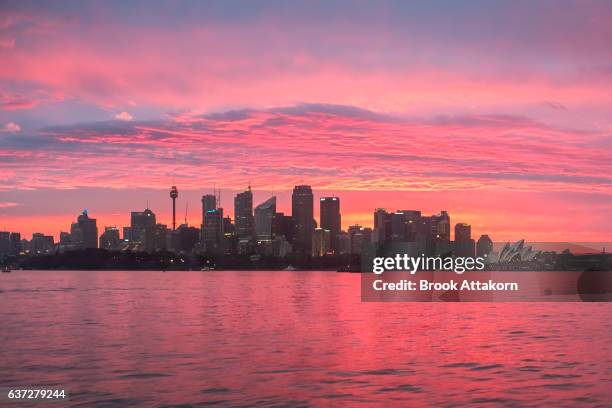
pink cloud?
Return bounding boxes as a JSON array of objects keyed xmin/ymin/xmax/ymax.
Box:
[
  {"xmin": 114, "ymin": 111, "xmax": 133, "ymax": 121},
  {"xmin": 3, "ymin": 121, "xmax": 21, "ymax": 132}
]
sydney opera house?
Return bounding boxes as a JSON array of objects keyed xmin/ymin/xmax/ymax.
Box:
[{"xmin": 486, "ymin": 240, "xmax": 541, "ymax": 264}]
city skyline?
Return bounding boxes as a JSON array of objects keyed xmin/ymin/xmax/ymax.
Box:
[
  {"xmin": 1, "ymin": 1, "xmax": 611, "ymax": 242},
  {"xmin": 1, "ymin": 184, "xmax": 611, "ymax": 242},
  {"xmin": 5, "ymin": 182, "xmax": 609, "ymax": 267},
  {"xmin": 2, "ymin": 183, "xmax": 492, "ymax": 262},
  {"xmin": 4, "ymin": 184, "xmax": 467, "ymax": 241}
]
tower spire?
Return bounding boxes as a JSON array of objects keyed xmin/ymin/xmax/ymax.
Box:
[{"xmin": 170, "ymin": 185, "xmax": 178, "ymax": 231}]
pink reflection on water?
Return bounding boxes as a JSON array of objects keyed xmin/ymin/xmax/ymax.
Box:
[{"xmin": 1, "ymin": 271, "xmax": 611, "ymax": 407}]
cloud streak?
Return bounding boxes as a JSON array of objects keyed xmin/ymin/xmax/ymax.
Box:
[
  {"xmin": 1, "ymin": 1, "xmax": 612, "ymax": 130},
  {"xmin": 1, "ymin": 104, "xmax": 610, "ymax": 195}
]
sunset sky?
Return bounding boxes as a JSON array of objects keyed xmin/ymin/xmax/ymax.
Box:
[{"xmin": 1, "ymin": 1, "xmax": 611, "ymax": 241}]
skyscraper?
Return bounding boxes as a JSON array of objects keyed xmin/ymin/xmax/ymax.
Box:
[
  {"xmin": 255, "ymin": 196, "xmax": 276, "ymax": 242},
  {"xmin": 122, "ymin": 227, "xmax": 132, "ymax": 242},
  {"xmin": 70, "ymin": 222, "xmax": 83, "ymax": 247},
  {"xmin": 222, "ymin": 216, "xmax": 236, "ymax": 255},
  {"xmin": 455, "ymin": 223, "xmax": 471, "ymax": 242},
  {"xmin": 77, "ymin": 210, "xmax": 98, "ymax": 249},
  {"xmin": 431, "ymin": 211, "xmax": 451, "ymax": 242},
  {"xmin": 292, "ymin": 185, "xmax": 314, "ymax": 255},
  {"xmin": 9, "ymin": 232, "xmax": 21, "ymax": 255},
  {"xmin": 373, "ymin": 208, "xmax": 392, "ymax": 246},
  {"xmin": 273, "ymin": 212, "xmax": 293, "ymax": 243},
  {"xmin": 152, "ymin": 223, "xmax": 168, "ymax": 251},
  {"xmin": 201, "ymin": 190, "xmax": 222, "ymax": 249},
  {"xmin": 99, "ymin": 227, "xmax": 121, "ymax": 250},
  {"xmin": 312, "ymin": 228, "xmax": 331, "ymax": 257},
  {"xmin": 203, "ymin": 207, "xmax": 224, "ymax": 253},
  {"xmin": 320, "ymin": 197, "xmax": 341, "ymax": 254},
  {"xmin": 432, "ymin": 211, "xmax": 452, "ymax": 256},
  {"xmin": 234, "ymin": 186, "xmax": 254, "ymax": 240},
  {"xmin": 454, "ymin": 223, "xmax": 475, "ymax": 257},
  {"xmin": 0, "ymin": 232, "xmax": 10, "ymax": 256},
  {"xmin": 391, "ymin": 210, "xmax": 421, "ymax": 241},
  {"xmin": 347, "ymin": 225, "xmax": 372, "ymax": 255},
  {"xmin": 130, "ymin": 208, "xmax": 156, "ymax": 251},
  {"xmin": 201, "ymin": 194, "xmax": 216, "ymax": 224},
  {"xmin": 415, "ymin": 215, "xmax": 434, "ymax": 256}
]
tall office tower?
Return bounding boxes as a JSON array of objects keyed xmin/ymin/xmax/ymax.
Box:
[
  {"xmin": 477, "ymin": 234, "xmax": 494, "ymax": 258},
  {"xmin": 255, "ymin": 196, "xmax": 276, "ymax": 242},
  {"xmin": 273, "ymin": 212, "xmax": 293, "ymax": 243},
  {"xmin": 416, "ymin": 215, "xmax": 435, "ymax": 256},
  {"xmin": 201, "ymin": 194, "xmax": 217, "ymax": 224},
  {"xmin": 347, "ymin": 225, "xmax": 373, "ymax": 255},
  {"xmin": 203, "ymin": 207, "xmax": 224, "ymax": 253},
  {"xmin": 152, "ymin": 224, "xmax": 168, "ymax": 251},
  {"xmin": 70, "ymin": 222, "xmax": 83, "ymax": 248},
  {"xmin": 455, "ymin": 223, "xmax": 471, "ymax": 242},
  {"xmin": 122, "ymin": 227, "xmax": 132, "ymax": 242},
  {"xmin": 454, "ymin": 223, "xmax": 475, "ymax": 257},
  {"xmin": 9, "ymin": 232, "xmax": 21, "ymax": 255},
  {"xmin": 312, "ymin": 228, "xmax": 331, "ymax": 257},
  {"xmin": 0, "ymin": 231, "xmax": 10, "ymax": 256},
  {"xmin": 373, "ymin": 208, "xmax": 392, "ymax": 246},
  {"xmin": 131, "ymin": 208, "xmax": 157, "ymax": 251},
  {"xmin": 200, "ymin": 194, "xmax": 217, "ymax": 246},
  {"xmin": 234, "ymin": 186, "xmax": 254, "ymax": 240},
  {"xmin": 391, "ymin": 210, "xmax": 421, "ymax": 241},
  {"xmin": 319, "ymin": 197, "xmax": 341, "ymax": 253},
  {"xmin": 170, "ymin": 185, "xmax": 179, "ymax": 231},
  {"xmin": 292, "ymin": 185, "xmax": 314, "ymax": 255},
  {"xmin": 99, "ymin": 227, "xmax": 121, "ymax": 250},
  {"xmin": 222, "ymin": 216, "xmax": 236, "ymax": 255},
  {"xmin": 77, "ymin": 209, "xmax": 98, "ymax": 249},
  {"xmin": 431, "ymin": 211, "xmax": 451, "ymax": 242}
]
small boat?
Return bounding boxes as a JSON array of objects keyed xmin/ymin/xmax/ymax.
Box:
[
  {"xmin": 1, "ymin": 266, "xmax": 11, "ymax": 273},
  {"xmin": 283, "ymin": 265, "xmax": 297, "ymax": 271},
  {"xmin": 200, "ymin": 266, "xmax": 215, "ymax": 271}
]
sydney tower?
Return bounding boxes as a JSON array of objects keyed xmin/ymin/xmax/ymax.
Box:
[{"xmin": 170, "ymin": 185, "xmax": 178, "ymax": 231}]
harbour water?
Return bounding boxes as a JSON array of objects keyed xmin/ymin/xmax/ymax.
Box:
[{"xmin": 1, "ymin": 271, "xmax": 611, "ymax": 407}]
